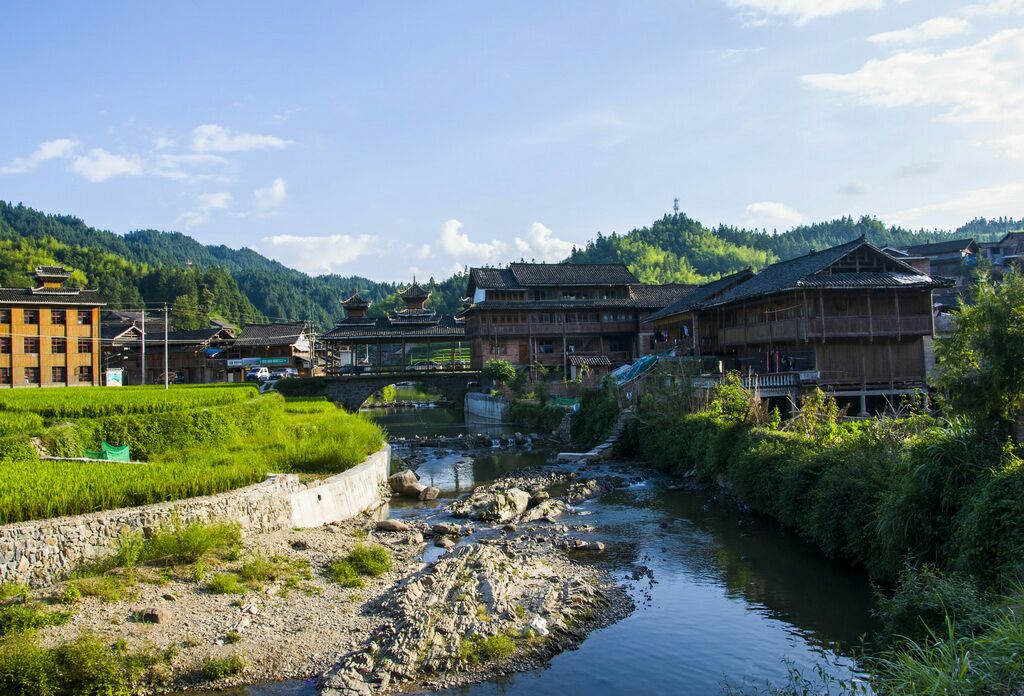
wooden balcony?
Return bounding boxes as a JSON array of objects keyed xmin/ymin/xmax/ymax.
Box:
[
  {"xmin": 717, "ymin": 314, "xmax": 933, "ymax": 346},
  {"xmin": 471, "ymin": 320, "xmax": 635, "ymax": 337}
]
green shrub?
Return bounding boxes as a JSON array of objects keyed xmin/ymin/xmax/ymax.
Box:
[
  {"xmin": 58, "ymin": 582, "xmax": 81, "ymax": 606},
  {"xmin": 509, "ymin": 401, "xmax": 565, "ymax": 432},
  {"xmin": 877, "ymin": 566, "xmax": 989, "ymax": 644},
  {"xmin": 0, "ymin": 630, "xmax": 58, "ymax": 695},
  {"xmin": 77, "ymin": 575, "xmax": 133, "ymax": 603},
  {"xmin": 460, "ymin": 633, "xmax": 517, "ymax": 663},
  {"xmin": 570, "ymin": 385, "xmax": 619, "ymax": 449},
  {"xmin": 0, "ymin": 603, "xmax": 71, "ymax": 634},
  {"xmin": 207, "ymin": 573, "xmax": 245, "ymax": 595},
  {"xmin": 329, "ymin": 544, "xmax": 392, "ymax": 586},
  {"xmin": 345, "ymin": 544, "xmax": 392, "ymax": 576},
  {"xmin": 201, "ymin": 652, "xmax": 245, "ymax": 680},
  {"xmin": 136, "ymin": 521, "xmax": 241, "ymax": 566}
]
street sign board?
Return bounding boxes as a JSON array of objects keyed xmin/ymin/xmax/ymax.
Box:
[{"xmin": 227, "ymin": 357, "xmax": 292, "ymax": 368}]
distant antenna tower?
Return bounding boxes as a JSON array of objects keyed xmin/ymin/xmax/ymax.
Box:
[{"xmin": 673, "ymin": 197, "xmax": 680, "ymax": 214}]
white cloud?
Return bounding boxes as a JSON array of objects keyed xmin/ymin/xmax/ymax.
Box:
[
  {"xmin": 68, "ymin": 149, "xmax": 143, "ymax": 182},
  {"xmin": 263, "ymin": 233, "xmax": 376, "ymax": 275},
  {"xmin": 149, "ymin": 153, "xmax": 229, "ymax": 182},
  {"xmin": 719, "ymin": 47, "xmax": 766, "ymax": 61},
  {"xmin": 965, "ymin": 0, "xmax": 1024, "ymax": 17},
  {"xmin": 888, "ymin": 181, "xmax": 1024, "ymax": 228},
  {"xmin": 897, "ymin": 160, "xmax": 943, "ymax": 177},
  {"xmin": 437, "ymin": 219, "xmax": 508, "ymax": 263},
  {"xmin": 839, "ymin": 181, "xmax": 868, "ymax": 196},
  {"xmin": 152, "ymin": 136, "xmax": 175, "ymax": 150},
  {"xmin": 975, "ymin": 132, "xmax": 1024, "ymax": 159},
  {"xmin": 254, "ymin": 177, "xmax": 287, "ymax": 210},
  {"xmin": 803, "ymin": 29, "xmax": 1024, "ymax": 123},
  {"xmin": 513, "ymin": 222, "xmax": 575, "ymax": 262},
  {"xmin": 741, "ymin": 201, "xmax": 805, "ymax": 229},
  {"xmin": 0, "ymin": 138, "xmax": 78, "ymax": 174},
  {"xmin": 869, "ymin": 17, "xmax": 970, "ymax": 46},
  {"xmin": 178, "ymin": 191, "xmax": 232, "ymax": 229},
  {"xmin": 725, "ymin": 0, "xmax": 885, "ymax": 26},
  {"xmin": 417, "ymin": 244, "xmax": 433, "ymax": 259},
  {"xmin": 191, "ymin": 124, "xmax": 291, "ymax": 153}
]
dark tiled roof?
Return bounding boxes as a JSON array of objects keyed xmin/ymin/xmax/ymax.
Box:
[
  {"xmin": 796, "ymin": 272, "xmax": 955, "ymax": 289},
  {"xmin": 233, "ymin": 322, "xmax": 307, "ymax": 347},
  {"xmin": 705, "ymin": 239, "xmax": 947, "ymax": 307},
  {"xmin": 102, "ymin": 322, "xmax": 139, "ymax": 341},
  {"xmin": 323, "ymin": 315, "xmax": 465, "ymax": 340},
  {"xmin": 508, "ymin": 262, "xmax": 638, "ymax": 286},
  {"xmin": 569, "ymin": 355, "xmax": 611, "ymax": 366},
  {"xmin": 0, "ymin": 288, "xmax": 105, "ymax": 306},
  {"xmin": 341, "ymin": 293, "xmax": 369, "ymax": 308},
  {"xmin": 469, "ymin": 268, "xmax": 520, "ymax": 290},
  {"xmin": 399, "ymin": 281, "xmax": 430, "ymax": 300},
  {"xmin": 33, "ymin": 266, "xmax": 72, "ymax": 277},
  {"xmin": 643, "ymin": 269, "xmax": 755, "ymax": 324},
  {"xmin": 143, "ymin": 328, "xmax": 231, "ymax": 345},
  {"xmin": 904, "ymin": 239, "xmax": 976, "ymax": 256},
  {"xmin": 628, "ymin": 283, "xmax": 695, "ymax": 308}
]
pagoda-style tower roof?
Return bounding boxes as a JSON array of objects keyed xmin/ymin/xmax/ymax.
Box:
[
  {"xmin": 398, "ymin": 278, "xmax": 431, "ymax": 312},
  {"xmin": 399, "ymin": 280, "xmax": 430, "ymax": 301},
  {"xmin": 341, "ymin": 292, "xmax": 370, "ymax": 319},
  {"xmin": 32, "ymin": 265, "xmax": 72, "ymax": 289}
]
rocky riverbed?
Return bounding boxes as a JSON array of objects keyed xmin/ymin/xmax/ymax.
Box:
[{"xmin": 26, "ymin": 464, "xmax": 631, "ymax": 695}]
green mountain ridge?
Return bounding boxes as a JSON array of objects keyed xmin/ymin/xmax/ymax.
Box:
[{"xmin": 1, "ymin": 201, "xmax": 1021, "ymax": 330}]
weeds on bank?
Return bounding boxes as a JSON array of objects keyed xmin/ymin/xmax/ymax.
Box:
[
  {"xmin": 459, "ymin": 632, "xmax": 517, "ymax": 663},
  {"xmin": 329, "ymin": 544, "xmax": 393, "ymax": 588},
  {"xmin": 201, "ymin": 652, "xmax": 246, "ymax": 680},
  {"xmin": 0, "ymin": 632, "xmax": 175, "ymax": 695}
]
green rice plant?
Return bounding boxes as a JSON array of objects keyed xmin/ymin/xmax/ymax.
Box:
[
  {"xmin": 0, "ymin": 384, "xmax": 257, "ymax": 419},
  {"xmin": 0, "ymin": 412, "xmax": 43, "ymax": 438}
]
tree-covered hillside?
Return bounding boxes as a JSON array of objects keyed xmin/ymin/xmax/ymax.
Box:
[
  {"xmin": 3, "ymin": 201, "xmax": 1021, "ymax": 331},
  {"xmin": 569, "ymin": 214, "xmax": 1017, "ymax": 284}
]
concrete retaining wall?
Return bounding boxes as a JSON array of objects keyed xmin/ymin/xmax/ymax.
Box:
[
  {"xmin": 0, "ymin": 445, "xmax": 391, "ymax": 587},
  {"xmin": 464, "ymin": 392, "xmax": 509, "ymax": 421}
]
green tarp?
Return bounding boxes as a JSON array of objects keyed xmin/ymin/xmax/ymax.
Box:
[{"xmin": 81, "ymin": 441, "xmax": 131, "ymax": 462}]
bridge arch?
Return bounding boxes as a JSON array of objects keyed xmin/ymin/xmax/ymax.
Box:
[{"xmin": 319, "ymin": 373, "xmax": 480, "ymax": 412}]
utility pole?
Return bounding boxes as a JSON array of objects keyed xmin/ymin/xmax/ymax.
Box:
[
  {"xmin": 164, "ymin": 303, "xmax": 169, "ymax": 390},
  {"xmin": 141, "ymin": 309, "xmax": 146, "ymax": 386}
]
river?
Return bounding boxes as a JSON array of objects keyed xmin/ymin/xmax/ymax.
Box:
[{"xmin": 210, "ymin": 406, "xmax": 877, "ymax": 696}]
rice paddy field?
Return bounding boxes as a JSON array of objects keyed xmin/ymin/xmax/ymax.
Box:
[{"xmin": 0, "ymin": 387, "xmax": 385, "ymax": 525}]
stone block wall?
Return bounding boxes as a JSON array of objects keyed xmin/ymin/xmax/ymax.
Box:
[{"xmin": 0, "ymin": 445, "xmax": 390, "ymax": 587}]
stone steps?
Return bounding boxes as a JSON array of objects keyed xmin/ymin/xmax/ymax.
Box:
[{"xmin": 556, "ymin": 408, "xmax": 634, "ymax": 463}]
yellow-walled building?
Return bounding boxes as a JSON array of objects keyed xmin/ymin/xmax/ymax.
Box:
[{"xmin": 0, "ymin": 266, "xmax": 105, "ymax": 388}]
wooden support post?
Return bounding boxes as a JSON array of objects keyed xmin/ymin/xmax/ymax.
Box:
[{"xmin": 867, "ymin": 291, "xmax": 873, "ymax": 342}]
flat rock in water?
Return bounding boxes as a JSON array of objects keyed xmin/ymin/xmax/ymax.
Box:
[{"xmin": 376, "ymin": 519, "xmax": 411, "ymax": 532}]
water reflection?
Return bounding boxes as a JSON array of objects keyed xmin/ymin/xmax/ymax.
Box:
[{"xmin": 362, "ymin": 407, "xmax": 516, "ymax": 439}]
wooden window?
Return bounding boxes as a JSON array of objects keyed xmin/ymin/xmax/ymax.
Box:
[
  {"xmin": 77, "ymin": 338, "xmax": 92, "ymax": 354},
  {"xmin": 77, "ymin": 365, "xmax": 93, "ymax": 383},
  {"xmin": 51, "ymin": 309, "xmax": 66, "ymax": 325},
  {"xmin": 0, "ymin": 309, "xmax": 9, "ymax": 323},
  {"xmin": 51, "ymin": 337, "xmax": 66, "ymax": 354},
  {"xmin": 538, "ymin": 340, "xmax": 554, "ymax": 354},
  {"xmin": 609, "ymin": 338, "xmax": 629, "ymax": 352},
  {"xmin": 0, "ymin": 367, "xmax": 9, "ymax": 385},
  {"xmin": 0, "ymin": 337, "xmax": 9, "ymax": 354},
  {"xmin": 24, "ymin": 367, "xmax": 39, "ymax": 384},
  {"xmin": 24, "ymin": 337, "xmax": 39, "ymax": 354},
  {"xmin": 23, "ymin": 309, "xmax": 39, "ymax": 325},
  {"xmin": 490, "ymin": 344, "xmax": 506, "ymax": 355},
  {"xmin": 77, "ymin": 310, "xmax": 92, "ymax": 325},
  {"xmin": 51, "ymin": 366, "xmax": 67, "ymax": 383}
]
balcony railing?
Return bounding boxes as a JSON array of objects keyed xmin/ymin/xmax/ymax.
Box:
[
  {"xmin": 472, "ymin": 320, "xmax": 635, "ymax": 337},
  {"xmin": 717, "ymin": 314, "xmax": 933, "ymax": 346}
]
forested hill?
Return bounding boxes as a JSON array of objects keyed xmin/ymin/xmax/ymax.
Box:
[
  {"xmin": 2, "ymin": 201, "xmax": 1020, "ymax": 330},
  {"xmin": 567, "ymin": 213, "xmax": 1021, "ymax": 284},
  {"xmin": 0, "ymin": 202, "xmax": 470, "ymax": 329}
]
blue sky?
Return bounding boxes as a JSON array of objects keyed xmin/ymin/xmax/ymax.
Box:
[{"xmin": 2, "ymin": 0, "xmax": 1023, "ymax": 280}]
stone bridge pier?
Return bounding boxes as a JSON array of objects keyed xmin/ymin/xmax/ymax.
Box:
[{"xmin": 321, "ymin": 373, "xmax": 479, "ymax": 412}]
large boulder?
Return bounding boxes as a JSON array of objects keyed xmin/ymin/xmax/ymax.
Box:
[
  {"xmin": 389, "ymin": 470, "xmax": 420, "ymax": 494},
  {"xmin": 484, "ymin": 488, "xmax": 531, "ymax": 523},
  {"xmin": 376, "ymin": 519, "xmax": 411, "ymax": 532}
]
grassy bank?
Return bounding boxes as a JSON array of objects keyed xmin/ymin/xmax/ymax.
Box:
[
  {"xmin": 615, "ymin": 372, "xmax": 1024, "ymax": 693},
  {"xmin": 0, "ymin": 389, "xmax": 384, "ymax": 524}
]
